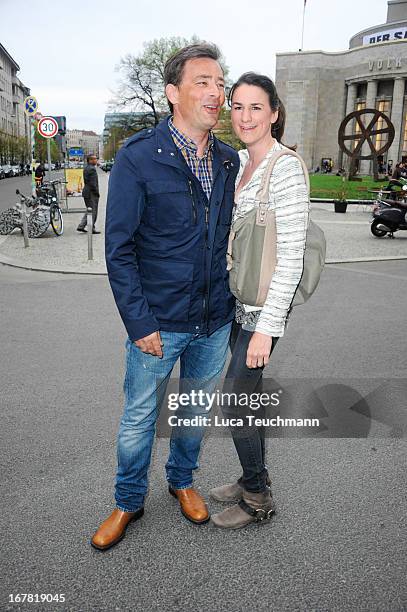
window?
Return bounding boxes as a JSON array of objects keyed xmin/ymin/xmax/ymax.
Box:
[
  {"xmin": 375, "ymin": 99, "xmax": 391, "ymax": 151},
  {"xmin": 353, "ymin": 101, "xmax": 366, "ymax": 151}
]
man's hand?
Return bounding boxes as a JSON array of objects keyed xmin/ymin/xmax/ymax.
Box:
[
  {"xmin": 134, "ymin": 331, "xmax": 163, "ymax": 358},
  {"xmin": 246, "ymin": 332, "xmax": 273, "ymax": 369}
]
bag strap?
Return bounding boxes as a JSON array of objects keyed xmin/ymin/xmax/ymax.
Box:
[{"xmin": 256, "ymin": 148, "xmax": 310, "ymax": 206}]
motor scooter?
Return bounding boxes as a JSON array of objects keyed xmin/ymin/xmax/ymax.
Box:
[{"xmin": 371, "ymin": 181, "xmax": 407, "ymax": 238}]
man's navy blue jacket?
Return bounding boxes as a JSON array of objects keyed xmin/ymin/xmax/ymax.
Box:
[{"xmin": 105, "ymin": 118, "xmax": 240, "ymax": 342}]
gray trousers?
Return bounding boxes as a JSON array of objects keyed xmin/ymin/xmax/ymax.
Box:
[{"xmin": 78, "ymin": 195, "xmax": 99, "ymax": 230}]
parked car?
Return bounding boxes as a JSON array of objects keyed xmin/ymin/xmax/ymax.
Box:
[
  {"xmin": 1, "ymin": 164, "xmax": 13, "ymax": 178},
  {"xmin": 11, "ymin": 165, "xmax": 22, "ymax": 177},
  {"xmin": 101, "ymin": 161, "xmax": 114, "ymax": 172}
]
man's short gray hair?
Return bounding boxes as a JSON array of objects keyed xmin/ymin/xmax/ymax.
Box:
[{"xmin": 164, "ymin": 43, "xmax": 222, "ymax": 113}]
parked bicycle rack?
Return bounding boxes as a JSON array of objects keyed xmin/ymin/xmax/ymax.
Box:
[{"xmin": 53, "ymin": 180, "xmax": 68, "ymax": 211}]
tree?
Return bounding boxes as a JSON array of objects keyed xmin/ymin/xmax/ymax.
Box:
[
  {"xmin": 0, "ymin": 132, "xmax": 30, "ymax": 164},
  {"xmin": 34, "ymin": 127, "xmax": 61, "ymax": 163},
  {"xmin": 214, "ymin": 108, "xmax": 243, "ymax": 150},
  {"xmin": 111, "ymin": 36, "xmax": 230, "ymax": 127},
  {"xmin": 103, "ymin": 113, "xmax": 161, "ymax": 160},
  {"xmin": 103, "ymin": 125, "xmax": 131, "ymax": 160}
]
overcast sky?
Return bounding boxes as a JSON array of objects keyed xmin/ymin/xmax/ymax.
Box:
[{"xmin": 0, "ymin": 0, "xmax": 389, "ymax": 133}]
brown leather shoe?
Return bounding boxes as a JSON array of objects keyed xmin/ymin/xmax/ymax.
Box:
[
  {"xmin": 91, "ymin": 507, "xmax": 144, "ymax": 550},
  {"xmin": 169, "ymin": 486, "xmax": 210, "ymax": 524}
]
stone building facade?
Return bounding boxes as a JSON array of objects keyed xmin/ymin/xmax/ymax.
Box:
[
  {"xmin": 0, "ymin": 43, "xmax": 30, "ymax": 161},
  {"xmin": 275, "ymin": 0, "xmax": 407, "ymax": 174}
]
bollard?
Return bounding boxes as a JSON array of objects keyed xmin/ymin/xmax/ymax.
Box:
[
  {"xmin": 21, "ymin": 199, "xmax": 29, "ymax": 248},
  {"xmin": 63, "ymin": 180, "xmax": 68, "ymax": 211},
  {"xmin": 87, "ymin": 206, "xmax": 93, "ymax": 260}
]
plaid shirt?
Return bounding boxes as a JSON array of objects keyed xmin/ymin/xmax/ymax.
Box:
[{"xmin": 168, "ymin": 117, "xmax": 214, "ymax": 200}]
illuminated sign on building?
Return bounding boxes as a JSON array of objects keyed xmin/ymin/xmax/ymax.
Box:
[{"xmin": 363, "ymin": 27, "xmax": 407, "ymax": 45}]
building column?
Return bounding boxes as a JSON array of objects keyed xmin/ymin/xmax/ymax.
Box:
[
  {"xmin": 345, "ymin": 82, "xmax": 357, "ymax": 116},
  {"xmin": 387, "ymin": 77, "xmax": 405, "ymax": 166},
  {"xmin": 341, "ymin": 83, "xmax": 357, "ymax": 170},
  {"xmin": 360, "ymin": 79, "xmax": 378, "ymax": 175}
]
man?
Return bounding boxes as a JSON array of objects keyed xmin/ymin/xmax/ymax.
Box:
[
  {"xmin": 91, "ymin": 43, "xmax": 239, "ymax": 550},
  {"xmin": 77, "ymin": 154, "xmax": 101, "ymax": 234},
  {"xmin": 34, "ymin": 161, "xmax": 46, "ymax": 186}
]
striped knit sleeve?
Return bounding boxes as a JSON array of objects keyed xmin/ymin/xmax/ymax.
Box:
[{"xmin": 255, "ymin": 155, "xmax": 309, "ymax": 337}]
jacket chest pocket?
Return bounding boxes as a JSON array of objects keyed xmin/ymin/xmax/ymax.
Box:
[{"xmin": 144, "ymin": 180, "xmax": 193, "ymax": 228}]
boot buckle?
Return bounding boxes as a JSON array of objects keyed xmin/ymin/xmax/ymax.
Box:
[
  {"xmin": 254, "ymin": 508, "xmax": 275, "ymax": 521},
  {"xmin": 254, "ymin": 508, "xmax": 267, "ymax": 521},
  {"xmin": 239, "ymin": 499, "xmax": 275, "ymax": 521}
]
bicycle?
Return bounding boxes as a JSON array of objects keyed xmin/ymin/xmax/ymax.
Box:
[
  {"xmin": 0, "ymin": 185, "xmax": 64, "ymax": 238},
  {"xmin": 36, "ymin": 180, "xmax": 64, "ymax": 236},
  {"xmin": 0, "ymin": 191, "xmax": 48, "ymax": 238}
]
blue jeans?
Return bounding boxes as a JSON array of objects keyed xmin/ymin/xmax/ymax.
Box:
[{"xmin": 115, "ymin": 322, "xmax": 232, "ymax": 512}]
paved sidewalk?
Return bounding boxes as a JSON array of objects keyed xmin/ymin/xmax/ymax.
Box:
[
  {"xmin": 312, "ymin": 203, "xmax": 407, "ymax": 263},
  {"xmin": 0, "ymin": 169, "xmax": 108, "ymax": 274},
  {"xmin": 0, "ymin": 174, "xmax": 406, "ymax": 274}
]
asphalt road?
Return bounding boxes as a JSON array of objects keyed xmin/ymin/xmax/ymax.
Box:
[{"xmin": 0, "ymin": 262, "xmax": 406, "ymax": 612}]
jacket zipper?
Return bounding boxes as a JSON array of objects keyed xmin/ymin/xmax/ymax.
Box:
[
  {"xmin": 203, "ymin": 203, "xmax": 210, "ymax": 329},
  {"xmin": 190, "ymin": 178, "xmax": 211, "ymax": 330},
  {"xmin": 188, "ymin": 180, "xmax": 197, "ymax": 225}
]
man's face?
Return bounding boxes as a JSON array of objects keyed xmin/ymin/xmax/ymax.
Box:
[
  {"xmin": 167, "ymin": 57, "xmax": 225, "ymax": 132},
  {"xmin": 89, "ymin": 156, "xmax": 97, "ymax": 166}
]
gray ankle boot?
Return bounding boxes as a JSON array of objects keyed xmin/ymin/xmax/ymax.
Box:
[
  {"xmin": 211, "ymin": 489, "xmax": 275, "ymax": 529},
  {"xmin": 209, "ymin": 474, "xmax": 271, "ymax": 503},
  {"xmin": 209, "ymin": 481, "xmax": 244, "ymax": 502}
]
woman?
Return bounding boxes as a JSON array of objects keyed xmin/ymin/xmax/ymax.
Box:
[{"xmin": 210, "ymin": 73, "xmax": 309, "ymax": 529}]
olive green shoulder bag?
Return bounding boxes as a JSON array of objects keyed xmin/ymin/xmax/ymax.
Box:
[{"xmin": 226, "ymin": 148, "xmax": 326, "ymax": 308}]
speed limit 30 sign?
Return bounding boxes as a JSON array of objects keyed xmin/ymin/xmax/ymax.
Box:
[{"xmin": 38, "ymin": 116, "xmax": 58, "ymax": 138}]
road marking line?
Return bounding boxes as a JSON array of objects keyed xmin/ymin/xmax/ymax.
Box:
[{"xmin": 328, "ymin": 265, "xmax": 407, "ymax": 281}]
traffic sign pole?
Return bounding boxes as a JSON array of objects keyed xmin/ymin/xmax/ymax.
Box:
[
  {"xmin": 24, "ymin": 96, "xmax": 39, "ymax": 198},
  {"xmin": 37, "ymin": 117, "xmax": 58, "ymax": 183},
  {"xmin": 47, "ymin": 139, "xmax": 52, "ymax": 182},
  {"xmin": 30, "ymin": 118, "xmax": 36, "ymax": 197}
]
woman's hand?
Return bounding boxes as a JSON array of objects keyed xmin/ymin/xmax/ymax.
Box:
[{"xmin": 246, "ymin": 332, "xmax": 273, "ymax": 369}]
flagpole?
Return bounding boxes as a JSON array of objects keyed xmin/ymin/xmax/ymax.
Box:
[{"xmin": 300, "ymin": 0, "xmax": 306, "ymax": 51}]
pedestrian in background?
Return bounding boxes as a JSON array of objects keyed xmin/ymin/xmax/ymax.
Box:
[
  {"xmin": 34, "ymin": 161, "xmax": 46, "ymax": 186},
  {"xmin": 77, "ymin": 154, "xmax": 101, "ymax": 234},
  {"xmin": 392, "ymin": 162, "xmax": 403, "ymax": 181}
]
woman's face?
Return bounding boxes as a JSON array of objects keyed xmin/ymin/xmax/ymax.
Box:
[{"xmin": 231, "ymin": 84, "xmax": 278, "ymax": 147}]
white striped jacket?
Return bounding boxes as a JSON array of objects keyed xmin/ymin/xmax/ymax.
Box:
[{"xmin": 233, "ymin": 140, "xmax": 310, "ymax": 337}]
